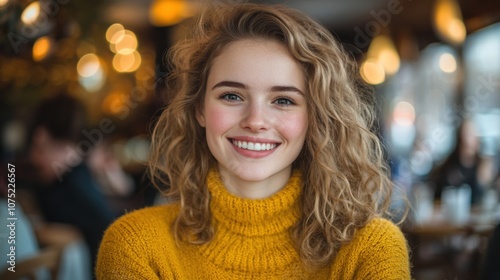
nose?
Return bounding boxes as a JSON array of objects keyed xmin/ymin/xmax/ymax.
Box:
[{"xmin": 240, "ymin": 101, "xmax": 271, "ymax": 132}]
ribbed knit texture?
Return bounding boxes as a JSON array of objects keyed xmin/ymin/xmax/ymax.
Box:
[{"xmin": 96, "ymin": 170, "xmax": 410, "ymax": 279}]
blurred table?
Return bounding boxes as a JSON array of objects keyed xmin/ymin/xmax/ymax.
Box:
[
  {"xmin": 404, "ymin": 203, "xmax": 500, "ymax": 280},
  {"xmin": 405, "ymin": 203, "xmax": 500, "ymax": 236}
]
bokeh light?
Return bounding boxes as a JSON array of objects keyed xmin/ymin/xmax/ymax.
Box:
[
  {"xmin": 149, "ymin": 0, "xmax": 193, "ymax": 26},
  {"xmin": 439, "ymin": 52, "xmax": 457, "ymax": 73},
  {"xmin": 77, "ymin": 53, "xmax": 101, "ymax": 77},
  {"xmin": 32, "ymin": 36, "xmax": 52, "ymax": 61},
  {"xmin": 106, "ymin": 23, "xmax": 125, "ymax": 43},
  {"xmin": 434, "ymin": 0, "xmax": 466, "ymax": 45},
  {"xmin": 360, "ymin": 58, "xmax": 385, "ymax": 85},
  {"xmin": 102, "ymin": 91, "xmax": 128, "ymax": 115},
  {"xmin": 77, "ymin": 54, "xmax": 105, "ymax": 92},
  {"xmin": 111, "ymin": 30, "xmax": 138, "ymax": 54},
  {"xmin": 0, "ymin": 0, "xmax": 10, "ymax": 8},
  {"xmin": 367, "ymin": 35, "xmax": 400, "ymax": 76},
  {"xmin": 393, "ymin": 101, "xmax": 416, "ymax": 126},
  {"xmin": 112, "ymin": 50, "xmax": 142, "ymax": 73},
  {"xmin": 21, "ymin": 1, "xmax": 41, "ymax": 25}
]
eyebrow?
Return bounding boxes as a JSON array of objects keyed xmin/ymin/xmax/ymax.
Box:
[
  {"xmin": 211, "ymin": 81, "xmax": 246, "ymax": 90},
  {"xmin": 270, "ymin": 85, "xmax": 304, "ymax": 96},
  {"xmin": 211, "ymin": 81, "xmax": 304, "ymax": 96}
]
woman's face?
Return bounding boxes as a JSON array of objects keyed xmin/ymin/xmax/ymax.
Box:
[{"xmin": 197, "ymin": 39, "xmax": 308, "ymax": 198}]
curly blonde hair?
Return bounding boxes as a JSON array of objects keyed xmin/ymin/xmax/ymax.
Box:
[{"xmin": 148, "ymin": 2, "xmax": 394, "ymax": 267}]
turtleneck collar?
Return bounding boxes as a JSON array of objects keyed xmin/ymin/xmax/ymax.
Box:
[{"xmin": 207, "ymin": 169, "xmax": 302, "ymax": 237}]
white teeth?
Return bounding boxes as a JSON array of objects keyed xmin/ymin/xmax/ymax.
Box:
[{"xmin": 232, "ymin": 140, "xmax": 277, "ymax": 151}]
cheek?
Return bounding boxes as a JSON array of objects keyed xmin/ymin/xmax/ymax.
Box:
[
  {"xmin": 278, "ymin": 113, "xmax": 308, "ymax": 143},
  {"xmin": 204, "ymin": 106, "xmax": 234, "ymax": 136}
]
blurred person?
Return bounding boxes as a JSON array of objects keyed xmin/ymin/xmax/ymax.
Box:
[
  {"xmin": 0, "ymin": 169, "xmax": 44, "ymax": 278},
  {"xmin": 97, "ymin": 3, "xmax": 410, "ymax": 279},
  {"xmin": 0, "ymin": 166, "xmax": 92, "ymax": 280},
  {"xmin": 430, "ymin": 120, "xmax": 496, "ymax": 205},
  {"xmin": 27, "ymin": 94, "xmax": 115, "ymax": 276},
  {"xmin": 87, "ymin": 140, "xmax": 135, "ymax": 197}
]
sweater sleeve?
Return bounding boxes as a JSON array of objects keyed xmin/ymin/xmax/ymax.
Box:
[
  {"xmin": 95, "ymin": 211, "xmax": 161, "ymax": 280},
  {"xmin": 355, "ymin": 218, "xmax": 411, "ymax": 280}
]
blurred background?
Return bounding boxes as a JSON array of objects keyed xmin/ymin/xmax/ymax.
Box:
[{"xmin": 0, "ymin": 0, "xmax": 499, "ymax": 279}]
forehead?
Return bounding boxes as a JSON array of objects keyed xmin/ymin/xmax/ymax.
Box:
[{"xmin": 207, "ymin": 39, "xmax": 306, "ymax": 91}]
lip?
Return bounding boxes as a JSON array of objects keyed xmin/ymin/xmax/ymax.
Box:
[{"xmin": 227, "ymin": 137, "xmax": 280, "ymax": 158}]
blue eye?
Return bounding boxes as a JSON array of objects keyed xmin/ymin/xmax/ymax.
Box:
[
  {"xmin": 274, "ymin": 97, "xmax": 295, "ymax": 106},
  {"xmin": 219, "ymin": 93, "xmax": 242, "ymax": 102}
]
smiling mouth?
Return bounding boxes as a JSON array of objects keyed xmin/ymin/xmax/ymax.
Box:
[{"xmin": 230, "ymin": 139, "xmax": 278, "ymax": 151}]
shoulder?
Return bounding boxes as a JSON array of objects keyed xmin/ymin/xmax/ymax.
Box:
[
  {"xmin": 105, "ymin": 203, "xmax": 179, "ymax": 238},
  {"xmin": 346, "ymin": 218, "xmax": 410, "ymax": 279},
  {"xmin": 351, "ymin": 218, "xmax": 408, "ymax": 254},
  {"xmin": 99, "ymin": 203, "xmax": 180, "ymax": 254},
  {"xmin": 357, "ymin": 218, "xmax": 405, "ymax": 241},
  {"xmin": 96, "ymin": 203, "xmax": 180, "ymax": 279}
]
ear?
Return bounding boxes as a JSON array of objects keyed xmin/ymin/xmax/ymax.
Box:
[{"xmin": 195, "ymin": 106, "xmax": 206, "ymax": 128}]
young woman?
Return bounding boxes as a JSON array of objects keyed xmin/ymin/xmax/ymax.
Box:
[{"xmin": 96, "ymin": 3, "xmax": 411, "ymax": 279}]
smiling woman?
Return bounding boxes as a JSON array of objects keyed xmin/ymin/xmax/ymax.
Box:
[
  {"xmin": 197, "ymin": 39, "xmax": 308, "ymax": 199},
  {"xmin": 96, "ymin": 2, "xmax": 411, "ymax": 279}
]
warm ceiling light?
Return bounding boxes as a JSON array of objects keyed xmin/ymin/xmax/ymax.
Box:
[
  {"xmin": 360, "ymin": 58, "xmax": 385, "ymax": 85},
  {"xmin": 433, "ymin": 0, "xmax": 466, "ymax": 45},
  {"xmin": 21, "ymin": 1, "xmax": 41, "ymax": 25},
  {"xmin": 149, "ymin": 0, "xmax": 192, "ymax": 27},
  {"xmin": 32, "ymin": 36, "xmax": 52, "ymax": 61}
]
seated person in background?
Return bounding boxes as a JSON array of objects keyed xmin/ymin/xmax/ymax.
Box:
[
  {"xmin": 87, "ymin": 140, "xmax": 135, "ymax": 198},
  {"xmin": 27, "ymin": 94, "xmax": 115, "ymax": 274},
  {"xmin": 430, "ymin": 120, "xmax": 496, "ymax": 206},
  {"xmin": 0, "ymin": 167, "xmax": 92, "ymax": 280},
  {"xmin": 0, "ymin": 175, "xmax": 43, "ymax": 276}
]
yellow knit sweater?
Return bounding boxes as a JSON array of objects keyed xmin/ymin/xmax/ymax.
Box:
[{"xmin": 96, "ymin": 170, "xmax": 410, "ymax": 279}]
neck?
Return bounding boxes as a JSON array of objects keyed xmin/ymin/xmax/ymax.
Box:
[{"xmin": 217, "ymin": 165, "xmax": 292, "ymax": 199}]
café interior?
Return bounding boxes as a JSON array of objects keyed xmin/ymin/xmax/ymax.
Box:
[{"xmin": 0, "ymin": 0, "xmax": 499, "ymax": 279}]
